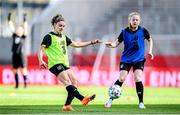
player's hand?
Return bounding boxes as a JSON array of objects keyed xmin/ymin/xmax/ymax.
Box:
[
  {"xmin": 147, "ymin": 52, "xmax": 154, "ymax": 60},
  {"xmin": 105, "ymin": 42, "xmax": 113, "ymax": 48},
  {"xmin": 39, "ymin": 61, "xmax": 47, "ymax": 69},
  {"xmin": 8, "ymin": 12, "xmax": 12, "ymax": 21},
  {"xmin": 91, "ymin": 39, "xmax": 102, "ymax": 44}
]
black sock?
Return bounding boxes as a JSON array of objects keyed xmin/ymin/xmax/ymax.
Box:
[
  {"xmin": 136, "ymin": 81, "xmax": 144, "ymax": 103},
  {"xmin": 66, "ymin": 85, "xmax": 84, "ymax": 101},
  {"xmin": 65, "ymin": 92, "xmax": 75, "ymax": 105},
  {"xmin": 23, "ymin": 75, "xmax": 27, "ymax": 87},
  {"xmin": 15, "ymin": 73, "xmax": 19, "ymax": 88},
  {"xmin": 114, "ymin": 80, "xmax": 123, "ymax": 87},
  {"xmin": 109, "ymin": 80, "xmax": 123, "ymax": 100}
]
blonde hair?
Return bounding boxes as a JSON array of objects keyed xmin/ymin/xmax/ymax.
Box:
[{"xmin": 128, "ymin": 12, "xmax": 141, "ymax": 27}]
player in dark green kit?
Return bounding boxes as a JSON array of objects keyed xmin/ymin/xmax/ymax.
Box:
[{"xmin": 38, "ymin": 14, "xmax": 101, "ymax": 111}]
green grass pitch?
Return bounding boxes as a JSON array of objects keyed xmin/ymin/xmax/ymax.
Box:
[{"xmin": 0, "ymin": 85, "xmax": 180, "ymax": 114}]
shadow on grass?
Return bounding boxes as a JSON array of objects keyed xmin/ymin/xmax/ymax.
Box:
[{"xmin": 0, "ymin": 104, "xmax": 180, "ymax": 114}]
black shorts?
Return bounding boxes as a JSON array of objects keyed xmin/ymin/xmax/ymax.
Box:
[
  {"xmin": 119, "ymin": 59, "xmax": 146, "ymax": 72},
  {"xmin": 49, "ymin": 64, "xmax": 70, "ymax": 76},
  {"xmin": 12, "ymin": 53, "xmax": 26, "ymax": 69}
]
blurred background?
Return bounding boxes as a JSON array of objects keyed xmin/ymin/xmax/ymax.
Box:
[{"xmin": 0, "ymin": 0, "xmax": 180, "ymax": 87}]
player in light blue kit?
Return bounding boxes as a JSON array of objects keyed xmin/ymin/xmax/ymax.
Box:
[{"xmin": 105, "ymin": 12, "xmax": 154, "ymax": 109}]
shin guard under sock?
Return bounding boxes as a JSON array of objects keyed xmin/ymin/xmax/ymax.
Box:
[
  {"xmin": 136, "ymin": 81, "xmax": 144, "ymax": 103},
  {"xmin": 66, "ymin": 85, "xmax": 84, "ymax": 101}
]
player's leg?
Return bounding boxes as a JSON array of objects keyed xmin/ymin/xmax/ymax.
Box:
[
  {"xmin": 114, "ymin": 70, "xmax": 128, "ymax": 87},
  {"xmin": 49, "ymin": 64, "xmax": 75, "ymax": 111},
  {"xmin": 105, "ymin": 62, "xmax": 130, "ymax": 108},
  {"xmin": 12, "ymin": 54, "xmax": 19, "ymax": 88},
  {"xmin": 56, "ymin": 70, "xmax": 75, "ymax": 111},
  {"xmin": 133, "ymin": 60, "xmax": 146, "ymax": 109},
  {"xmin": 57, "ymin": 70, "xmax": 95, "ymax": 107},
  {"xmin": 114, "ymin": 62, "xmax": 131, "ymax": 87},
  {"xmin": 20, "ymin": 55, "xmax": 28, "ymax": 88},
  {"xmin": 66, "ymin": 69, "xmax": 95, "ymax": 106},
  {"xmin": 50, "ymin": 64, "xmax": 95, "ymax": 111},
  {"xmin": 65, "ymin": 69, "xmax": 95, "ymax": 107},
  {"xmin": 13, "ymin": 68, "xmax": 19, "ymax": 88},
  {"xmin": 105, "ymin": 70, "xmax": 128, "ymax": 108},
  {"xmin": 21, "ymin": 67, "xmax": 28, "ymax": 88},
  {"xmin": 64, "ymin": 69, "xmax": 78, "ymax": 107},
  {"xmin": 65, "ymin": 69, "xmax": 77, "ymax": 106},
  {"xmin": 134, "ymin": 69, "xmax": 145, "ymax": 109}
]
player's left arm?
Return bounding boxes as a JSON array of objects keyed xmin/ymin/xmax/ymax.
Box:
[
  {"xmin": 23, "ymin": 13, "xmax": 28, "ymax": 36},
  {"xmin": 144, "ymin": 28, "xmax": 154, "ymax": 60},
  {"xmin": 70, "ymin": 39, "xmax": 101, "ymax": 48},
  {"xmin": 7, "ymin": 12, "xmax": 15, "ymax": 33},
  {"xmin": 147, "ymin": 37, "xmax": 154, "ymax": 60}
]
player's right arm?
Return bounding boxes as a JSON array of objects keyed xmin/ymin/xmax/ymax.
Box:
[
  {"xmin": 105, "ymin": 31, "xmax": 123, "ymax": 48},
  {"xmin": 105, "ymin": 39, "xmax": 120, "ymax": 48},
  {"xmin": 38, "ymin": 45, "xmax": 47, "ymax": 69},
  {"xmin": 7, "ymin": 13, "xmax": 15, "ymax": 33},
  {"xmin": 38, "ymin": 34, "xmax": 51, "ymax": 69}
]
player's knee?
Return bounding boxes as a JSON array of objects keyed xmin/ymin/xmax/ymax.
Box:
[
  {"xmin": 72, "ymin": 81, "xmax": 78, "ymax": 87},
  {"xmin": 134, "ymin": 71, "xmax": 143, "ymax": 82},
  {"xmin": 66, "ymin": 79, "xmax": 72, "ymax": 84},
  {"xmin": 22, "ymin": 68, "xmax": 27, "ymax": 75},
  {"xmin": 119, "ymin": 71, "xmax": 128, "ymax": 82},
  {"xmin": 60, "ymin": 78, "xmax": 72, "ymax": 86},
  {"xmin": 64, "ymin": 80, "xmax": 72, "ymax": 86},
  {"xmin": 13, "ymin": 69, "xmax": 19, "ymax": 74},
  {"xmin": 134, "ymin": 76, "xmax": 141, "ymax": 82},
  {"xmin": 119, "ymin": 77, "xmax": 126, "ymax": 82}
]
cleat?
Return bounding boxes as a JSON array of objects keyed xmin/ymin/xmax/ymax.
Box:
[
  {"xmin": 104, "ymin": 98, "xmax": 113, "ymax": 108},
  {"xmin": 139, "ymin": 102, "xmax": 146, "ymax": 109},
  {"xmin": 62, "ymin": 105, "xmax": 74, "ymax": 111},
  {"xmin": 81, "ymin": 94, "xmax": 96, "ymax": 106}
]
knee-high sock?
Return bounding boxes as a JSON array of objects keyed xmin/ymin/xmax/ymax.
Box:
[
  {"xmin": 15, "ymin": 73, "xmax": 19, "ymax": 88},
  {"xmin": 109, "ymin": 80, "xmax": 123, "ymax": 100},
  {"xmin": 114, "ymin": 80, "xmax": 123, "ymax": 87},
  {"xmin": 65, "ymin": 92, "xmax": 75, "ymax": 105},
  {"xmin": 66, "ymin": 85, "xmax": 84, "ymax": 101},
  {"xmin": 136, "ymin": 81, "xmax": 144, "ymax": 103},
  {"xmin": 23, "ymin": 75, "xmax": 27, "ymax": 87}
]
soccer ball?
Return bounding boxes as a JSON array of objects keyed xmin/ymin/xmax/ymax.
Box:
[{"xmin": 108, "ymin": 85, "xmax": 122, "ymax": 99}]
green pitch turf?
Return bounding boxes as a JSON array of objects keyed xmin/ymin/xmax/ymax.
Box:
[{"xmin": 0, "ymin": 85, "xmax": 180, "ymax": 114}]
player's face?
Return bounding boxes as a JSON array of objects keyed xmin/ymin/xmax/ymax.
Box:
[
  {"xmin": 129, "ymin": 15, "xmax": 141, "ymax": 28},
  {"xmin": 16, "ymin": 26, "xmax": 24, "ymax": 37},
  {"xmin": 54, "ymin": 21, "xmax": 65, "ymax": 33}
]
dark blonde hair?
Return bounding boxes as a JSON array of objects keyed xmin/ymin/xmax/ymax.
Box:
[
  {"xmin": 128, "ymin": 12, "xmax": 141, "ymax": 27},
  {"xmin": 51, "ymin": 14, "xmax": 65, "ymax": 26}
]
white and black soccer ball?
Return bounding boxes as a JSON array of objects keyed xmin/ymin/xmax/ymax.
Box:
[{"xmin": 108, "ymin": 85, "xmax": 122, "ymax": 99}]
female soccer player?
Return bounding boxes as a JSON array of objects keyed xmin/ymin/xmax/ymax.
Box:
[
  {"xmin": 8, "ymin": 13, "xmax": 28, "ymax": 88},
  {"xmin": 38, "ymin": 14, "xmax": 101, "ymax": 111},
  {"xmin": 105, "ymin": 12, "xmax": 154, "ymax": 109}
]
